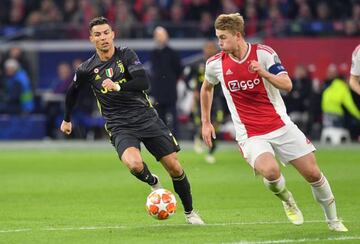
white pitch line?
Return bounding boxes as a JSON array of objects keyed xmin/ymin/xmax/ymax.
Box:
[
  {"xmin": 43, "ymin": 225, "xmax": 126, "ymax": 231},
  {"xmin": 0, "ymin": 220, "xmax": 351, "ymax": 234},
  {"xmin": 0, "ymin": 229, "xmax": 32, "ymax": 233},
  {"xmin": 223, "ymin": 236, "xmax": 360, "ymax": 244}
]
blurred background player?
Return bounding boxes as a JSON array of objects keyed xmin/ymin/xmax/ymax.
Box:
[{"xmin": 184, "ymin": 41, "xmax": 224, "ymax": 163}]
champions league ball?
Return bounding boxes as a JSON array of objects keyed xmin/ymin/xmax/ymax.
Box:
[{"xmin": 146, "ymin": 189, "xmax": 177, "ymax": 220}]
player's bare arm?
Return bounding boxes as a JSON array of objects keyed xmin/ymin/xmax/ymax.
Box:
[
  {"xmin": 200, "ymin": 79, "xmax": 216, "ymax": 148},
  {"xmin": 250, "ymin": 60, "xmax": 292, "ymax": 92},
  {"xmin": 349, "ymin": 74, "xmax": 360, "ymax": 95}
]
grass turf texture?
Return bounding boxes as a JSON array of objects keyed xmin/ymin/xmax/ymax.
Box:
[{"xmin": 0, "ymin": 144, "xmax": 359, "ymax": 243}]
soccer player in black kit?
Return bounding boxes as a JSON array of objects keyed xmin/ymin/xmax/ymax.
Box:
[{"xmin": 60, "ymin": 16, "xmax": 204, "ymax": 224}]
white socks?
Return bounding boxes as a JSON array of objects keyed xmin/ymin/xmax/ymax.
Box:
[
  {"xmin": 310, "ymin": 173, "xmax": 338, "ymax": 221},
  {"xmin": 263, "ymin": 174, "xmax": 290, "ymax": 202}
]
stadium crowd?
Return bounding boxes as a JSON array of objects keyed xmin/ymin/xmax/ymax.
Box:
[
  {"xmin": 0, "ymin": 0, "xmax": 359, "ymax": 142},
  {"xmin": 0, "ymin": 0, "xmax": 359, "ymax": 40}
]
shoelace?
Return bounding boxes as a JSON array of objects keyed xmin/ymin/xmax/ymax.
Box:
[{"xmin": 285, "ymin": 202, "xmax": 298, "ymax": 214}]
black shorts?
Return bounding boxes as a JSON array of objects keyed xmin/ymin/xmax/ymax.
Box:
[{"xmin": 111, "ymin": 120, "xmax": 180, "ymax": 161}]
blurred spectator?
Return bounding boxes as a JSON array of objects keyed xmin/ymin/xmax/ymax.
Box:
[
  {"xmin": 133, "ymin": 0, "xmax": 157, "ymax": 21},
  {"xmin": 150, "ymin": 26, "xmax": 183, "ymax": 136},
  {"xmin": 0, "ymin": 0, "xmax": 359, "ymax": 39},
  {"xmin": 282, "ymin": 64, "xmax": 312, "ymax": 133},
  {"xmin": 321, "ymin": 77, "xmax": 360, "ymax": 135},
  {"xmin": 44, "ymin": 59, "xmax": 96, "ymax": 139},
  {"xmin": 243, "ymin": 3, "xmax": 259, "ymax": 37},
  {"xmin": 72, "ymin": 58, "xmax": 83, "ymax": 70},
  {"xmin": 310, "ymin": 1, "xmax": 333, "ymax": 35},
  {"xmin": 61, "ymin": 0, "xmax": 78, "ymax": 23},
  {"xmin": 289, "ymin": 0, "xmax": 313, "ymax": 35},
  {"xmin": 1, "ymin": 46, "xmax": 33, "ymax": 85},
  {"xmin": 0, "ymin": 59, "xmax": 34, "ymax": 114},
  {"xmin": 38, "ymin": 0, "xmax": 62, "ymax": 24},
  {"xmin": 8, "ymin": 0, "xmax": 27, "ymax": 27},
  {"xmin": 99, "ymin": 0, "xmax": 116, "ymax": 23},
  {"xmin": 264, "ymin": 5, "xmax": 286, "ymax": 37},
  {"xmin": 316, "ymin": 1, "xmax": 331, "ymax": 21},
  {"xmin": 198, "ymin": 11, "xmax": 215, "ymax": 38},
  {"xmin": 50, "ymin": 62, "xmax": 72, "ymax": 93},
  {"xmin": 114, "ymin": 0, "xmax": 137, "ymax": 38},
  {"xmin": 43, "ymin": 62, "xmax": 72, "ymax": 138},
  {"xmin": 72, "ymin": 0, "xmax": 100, "ymax": 39},
  {"xmin": 142, "ymin": 5, "xmax": 161, "ymax": 36},
  {"xmin": 167, "ymin": 2, "xmax": 187, "ymax": 38},
  {"xmin": 221, "ymin": 0, "xmax": 239, "ymax": 14},
  {"xmin": 184, "ymin": 0, "xmax": 210, "ymax": 21},
  {"xmin": 352, "ymin": 2, "xmax": 360, "ymax": 21},
  {"xmin": 322, "ymin": 63, "xmax": 338, "ymax": 90},
  {"xmin": 26, "ymin": 10, "xmax": 42, "ymax": 27},
  {"xmin": 307, "ymin": 77, "xmax": 323, "ymax": 140},
  {"xmin": 344, "ymin": 19, "xmax": 359, "ymax": 36}
]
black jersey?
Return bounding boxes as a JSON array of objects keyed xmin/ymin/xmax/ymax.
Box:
[
  {"xmin": 67, "ymin": 47, "xmax": 159, "ymax": 136},
  {"xmin": 186, "ymin": 59, "xmax": 224, "ymax": 110}
]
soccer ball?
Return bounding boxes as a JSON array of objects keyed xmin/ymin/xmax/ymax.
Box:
[{"xmin": 146, "ymin": 189, "xmax": 177, "ymax": 220}]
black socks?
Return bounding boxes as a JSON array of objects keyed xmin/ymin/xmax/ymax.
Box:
[
  {"xmin": 130, "ymin": 162, "xmax": 157, "ymax": 185},
  {"xmin": 172, "ymin": 171, "xmax": 193, "ymax": 213}
]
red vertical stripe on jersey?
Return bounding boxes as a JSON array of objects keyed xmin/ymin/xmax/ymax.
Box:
[{"xmin": 221, "ymin": 45, "xmax": 284, "ymax": 137}]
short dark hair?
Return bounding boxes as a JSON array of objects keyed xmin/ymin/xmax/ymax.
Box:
[{"xmin": 89, "ymin": 16, "xmax": 110, "ymax": 31}]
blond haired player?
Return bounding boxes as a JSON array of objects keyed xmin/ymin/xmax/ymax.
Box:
[
  {"xmin": 349, "ymin": 44, "xmax": 360, "ymax": 95},
  {"xmin": 200, "ymin": 13, "xmax": 347, "ymax": 231}
]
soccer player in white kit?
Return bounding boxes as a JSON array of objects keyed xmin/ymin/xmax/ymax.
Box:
[
  {"xmin": 200, "ymin": 13, "xmax": 348, "ymax": 232},
  {"xmin": 349, "ymin": 44, "xmax": 360, "ymax": 95}
]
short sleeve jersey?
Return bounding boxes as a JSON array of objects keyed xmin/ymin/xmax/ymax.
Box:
[
  {"xmin": 351, "ymin": 44, "xmax": 360, "ymax": 76},
  {"xmin": 73, "ymin": 47, "xmax": 158, "ymax": 136},
  {"xmin": 205, "ymin": 43, "xmax": 293, "ymax": 141}
]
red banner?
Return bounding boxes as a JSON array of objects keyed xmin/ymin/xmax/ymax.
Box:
[{"xmin": 264, "ymin": 38, "xmax": 360, "ymax": 81}]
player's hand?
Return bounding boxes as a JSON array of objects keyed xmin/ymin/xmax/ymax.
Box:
[
  {"xmin": 249, "ymin": 60, "xmax": 267, "ymax": 77},
  {"xmin": 102, "ymin": 78, "xmax": 120, "ymax": 91},
  {"xmin": 60, "ymin": 120, "xmax": 72, "ymax": 135},
  {"xmin": 202, "ymin": 122, "xmax": 216, "ymax": 148}
]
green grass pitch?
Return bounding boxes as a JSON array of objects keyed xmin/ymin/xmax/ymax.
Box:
[{"xmin": 0, "ymin": 143, "xmax": 359, "ymax": 243}]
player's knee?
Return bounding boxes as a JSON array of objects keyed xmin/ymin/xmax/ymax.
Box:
[
  {"xmin": 165, "ymin": 160, "xmax": 183, "ymax": 177},
  {"xmin": 128, "ymin": 162, "xmax": 143, "ymax": 173},
  {"xmin": 306, "ymin": 170, "xmax": 322, "ymax": 183},
  {"xmin": 168, "ymin": 166, "xmax": 183, "ymax": 177},
  {"xmin": 122, "ymin": 156, "xmax": 143, "ymax": 172},
  {"xmin": 263, "ymin": 166, "xmax": 281, "ymax": 181}
]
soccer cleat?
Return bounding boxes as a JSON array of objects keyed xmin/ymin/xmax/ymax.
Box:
[
  {"xmin": 150, "ymin": 174, "xmax": 163, "ymax": 192},
  {"xmin": 282, "ymin": 193, "xmax": 304, "ymax": 225},
  {"xmin": 185, "ymin": 210, "xmax": 205, "ymax": 225},
  {"xmin": 193, "ymin": 138, "xmax": 203, "ymax": 154},
  {"xmin": 205, "ymin": 154, "xmax": 216, "ymax": 164},
  {"xmin": 328, "ymin": 219, "xmax": 348, "ymax": 232}
]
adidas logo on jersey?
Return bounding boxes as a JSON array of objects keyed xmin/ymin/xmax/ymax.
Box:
[{"xmin": 226, "ymin": 69, "xmax": 233, "ymax": 75}]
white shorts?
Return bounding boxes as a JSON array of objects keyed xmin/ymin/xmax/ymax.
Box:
[{"xmin": 238, "ymin": 124, "xmax": 316, "ymax": 168}]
